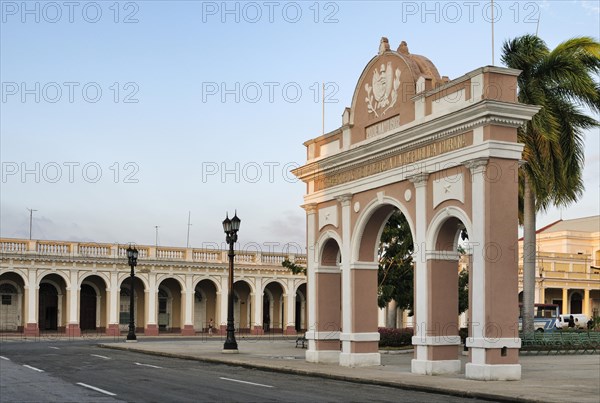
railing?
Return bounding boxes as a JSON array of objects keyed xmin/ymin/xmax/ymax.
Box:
[
  {"xmin": 193, "ymin": 250, "xmax": 219, "ymax": 261},
  {"xmin": 0, "ymin": 238, "xmax": 307, "ymax": 269},
  {"xmin": 79, "ymin": 244, "xmax": 110, "ymax": 257},
  {"xmin": 0, "ymin": 241, "xmax": 27, "ymax": 253}
]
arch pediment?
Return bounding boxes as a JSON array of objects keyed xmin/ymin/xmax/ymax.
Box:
[{"xmin": 349, "ymin": 38, "xmax": 443, "ymax": 144}]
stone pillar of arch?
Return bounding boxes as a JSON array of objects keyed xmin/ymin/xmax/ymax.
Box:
[
  {"xmin": 66, "ymin": 271, "xmax": 80, "ymax": 337},
  {"xmin": 23, "ymin": 269, "xmax": 39, "ymax": 336},
  {"xmin": 340, "ymin": 194, "xmax": 381, "ymax": 367},
  {"xmin": 105, "ymin": 271, "xmax": 120, "ymax": 336},
  {"xmin": 464, "ymin": 158, "xmax": 522, "ymax": 381},
  {"xmin": 284, "ymin": 292, "xmax": 296, "ymax": 335},
  {"xmin": 217, "ymin": 281, "xmax": 228, "ymax": 334},
  {"xmin": 145, "ymin": 274, "xmax": 158, "ymax": 336},
  {"xmin": 252, "ymin": 277, "xmax": 264, "ymax": 335},
  {"xmin": 66, "ymin": 286, "xmax": 81, "ymax": 337},
  {"xmin": 305, "ymin": 204, "xmax": 342, "ymax": 364},
  {"xmin": 181, "ymin": 275, "xmax": 195, "ymax": 336},
  {"xmin": 412, "ymin": 250, "xmax": 462, "ymax": 375}
]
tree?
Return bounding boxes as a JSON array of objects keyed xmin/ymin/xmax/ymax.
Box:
[
  {"xmin": 378, "ymin": 211, "xmax": 469, "ymax": 327},
  {"xmin": 282, "ymin": 258, "xmax": 306, "ymax": 275},
  {"xmin": 378, "ymin": 211, "xmax": 414, "ymax": 317},
  {"xmin": 501, "ymin": 35, "xmax": 600, "ymax": 333}
]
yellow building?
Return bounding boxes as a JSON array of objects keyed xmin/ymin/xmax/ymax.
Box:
[{"xmin": 518, "ymin": 216, "xmax": 600, "ymax": 318}]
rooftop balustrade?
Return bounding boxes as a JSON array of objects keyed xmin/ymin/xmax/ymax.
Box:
[{"xmin": 0, "ymin": 238, "xmax": 306, "ymax": 268}]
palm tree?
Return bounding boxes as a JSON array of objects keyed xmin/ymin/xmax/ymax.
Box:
[{"xmin": 501, "ymin": 35, "xmax": 600, "ymax": 333}]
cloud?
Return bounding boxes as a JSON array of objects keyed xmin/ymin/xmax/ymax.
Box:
[
  {"xmin": 261, "ymin": 210, "xmax": 306, "ymax": 250},
  {"xmin": 580, "ymin": 0, "xmax": 600, "ymax": 14}
]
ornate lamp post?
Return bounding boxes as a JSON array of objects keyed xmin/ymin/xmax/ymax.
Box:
[
  {"xmin": 222, "ymin": 212, "xmax": 241, "ymax": 353},
  {"xmin": 126, "ymin": 245, "xmax": 139, "ymax": 342}
]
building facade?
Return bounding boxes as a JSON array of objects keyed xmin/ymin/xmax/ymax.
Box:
[
  {"xmin": 0, "ymin": 238, "xmax": 307, "ymax": 336},
  {"xmin": 518, "ymin": 216, "xmax": 600, "ymax": 318}
]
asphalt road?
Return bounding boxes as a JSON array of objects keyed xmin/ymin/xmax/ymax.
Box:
[{"xmin": 0, "ymin": 339, "xmax": 496, "ymax": 402}]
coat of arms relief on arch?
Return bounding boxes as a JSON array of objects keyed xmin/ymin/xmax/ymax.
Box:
[{"xmin": 364, "ymin": 61, "xmax": 401, "ymax": 118}]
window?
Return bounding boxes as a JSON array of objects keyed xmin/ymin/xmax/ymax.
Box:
[{"xmin": 1, "ymin": 295, "xmax": 11, "ymax": 305}]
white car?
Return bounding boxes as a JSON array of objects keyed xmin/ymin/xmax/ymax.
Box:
[{"xmin": 555, "ymin": 314, "xmax": 590, "ymax": 330}]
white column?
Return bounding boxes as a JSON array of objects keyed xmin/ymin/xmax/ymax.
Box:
[
  {"xmin": 464, "ymin": 159, "xmax": 488, "ymax": 368},
  {"xmin": 408, "ymin": 172, "xmax": 429, "ymax": 370},
  {"xmin": 67, "ymin": 270, "xmax": 78, "ymax": 325},
  {"xmin": 25, "ymin": 268, "xmax": 38, "ymax": 324},
  {"xmin": 146, "ymin": 273, "xmax": 157, "ymax": 326},
  {"xmin": 108, "ymin": 271, "xmax": 119, "ymax": 325},
  {"xmin": 285, "ymin": 292, "xmax": 295, "ymax": 330},
  {"xmin": 184, "ymin": 275, "xmax": 193, "ymax": 326},
  {"xmin": 253, "ymin": 277, "xmax": 263, "ymax": 330},
  {"xmin": 218, "ymin": 276, "xmax": 228, "ymax": 327},
  {"xmin": 303, "ymin": 204, "xmax": 318, "ymax": 352},
  {"xmin": 337, "ymin": 194, "xmax": 352, "ymax": 356}
]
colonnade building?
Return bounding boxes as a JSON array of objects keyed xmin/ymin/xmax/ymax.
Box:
[
  {"xmin": 518, "ymin": 215, "xmax": 600, "ymax": 317},
  {"xmin": 0, "ymin": 238, "xmax": 307, "ymax": 337}
]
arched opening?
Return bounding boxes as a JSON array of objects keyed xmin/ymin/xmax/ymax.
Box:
[
  {"xmin": 80, "ymin": 275, "xmax": 108, "ymax": 333},
  {"xmin": 322, "ymin": 238, "xmax": 341, "ymax": 266},
  {"xmin": 39, "ymin": 283, "xmax": 58, "ymax": 331},
  {"xmin": 38, "ymin": 274, "xmax": 67, "ymax": 332},
  {"xmin": 295, "ymin": 283, "xmax": 307, "ymax": 332},
  {"xmin": 429, "ymin": 216, "xmax": 466, "ymax": 341},
  {"xmin": 80, "ymin": 284, "xmax": 97, "ymax": 331},
  {"xmin": 0, "ymin": 272, "xmax": 25, "ymax": 332},
  {"xmin": 263, "ymin": 282, "xmax": 285, "ymax": 333},
  {"xmin": 119, "ymin": 277, "xmax": 145, "ymax": 334},
  {"xmin": 158, "ymin": 278, "xmax": 183, "ymax": 333},
  {"xmin": 194, "ymin": 279, "xmax": 218, "ymax": 333},
  {"xmin": 376, "ymin": 209, "xmax": 415, "ymax": 329},
  {"xmin": 233, "ymin": 280, "xmax": 251, "ymax": 332}
]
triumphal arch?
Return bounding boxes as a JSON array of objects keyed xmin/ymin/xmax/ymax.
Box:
[{"xmin": 292, "ymin": 38, "xmax": 539, "ymax": 381}]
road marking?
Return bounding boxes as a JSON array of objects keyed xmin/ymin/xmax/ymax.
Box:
[
  {"xmin": 219, "ymin": 377, "xmax": 274, "ymax": 388},
  {"xmin": 23, "ymin": 365, "xmax": 44, "ymax": 372},
  {"xmin": 49, "ymin": 346, "xmax": 60, "ymax": 350},
  {"xmin": 90, "ymin": 354, "xmax": 111, "ymax": 360},
  {"xmin": 76, "ymin": 382, "xmax": 117, "ymax": 396},
  {"xmin": 134, "ymin": 362, "xmax": 163, "ymax": 369},
  {"xmin": 0, "ymin": 356, "xmax": 10, "ymax": 361}
]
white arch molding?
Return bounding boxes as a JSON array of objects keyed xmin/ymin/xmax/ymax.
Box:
[{"xmin": 351, "ymin": 195, "xmax": 415, "ymax": 263}]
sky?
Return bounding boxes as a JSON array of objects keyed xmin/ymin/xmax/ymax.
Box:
[{"xmin": 1, "ymin": 0, "xmax": 599, "ymax": 253}]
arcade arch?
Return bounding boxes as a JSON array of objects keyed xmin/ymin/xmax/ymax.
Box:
[
  {"xmin": 119, "ymin": 277, "xmax": 145, "ymax": 333},
  {"xmin": 194, "ymin": 279, "xmax": 218, "ymax": 332},
  {"xmin": 233, "ymin": 280, "xmax": 252, "ymax": 331},
  {"xmin": 80, "ymin": 275, "xmax": 107, "ymax": 332}
]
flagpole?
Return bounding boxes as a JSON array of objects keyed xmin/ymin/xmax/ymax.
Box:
[
  {"xmin": 322, "ymin": 82, "xmax": 325, "ymax": 136},
  {"xmin": 491, "ymin": 0, "xmax": 495, "ymax": 66}
]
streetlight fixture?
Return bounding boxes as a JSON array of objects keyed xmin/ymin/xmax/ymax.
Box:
[
  {"xmin": 126, "ymin": 244, "xmax": 139, "ymax": 342},
  {"xmin": 222, "ymin": 211, "xmax": 241, "ymax": 353}
]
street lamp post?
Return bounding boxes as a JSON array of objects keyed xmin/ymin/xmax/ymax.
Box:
[
  {"xmin": 126, "ymin": 245, "xmax": 139, "ymax": 342},
  {"xmin": 222, "ymin": 212, "xmax": 241, "ymax": 353}
]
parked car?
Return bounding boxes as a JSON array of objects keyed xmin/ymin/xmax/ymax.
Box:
[{"xmin": 555, "ymin": 314, "xmax": 590, "ymax": 330}]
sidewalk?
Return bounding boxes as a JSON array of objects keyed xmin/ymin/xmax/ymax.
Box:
[{"xmin": 99, "ymin": 336, "xmax": 600, "ymax": 403}]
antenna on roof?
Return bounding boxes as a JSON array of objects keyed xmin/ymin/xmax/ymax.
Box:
[{"xmin": 186, "ymin": 211, "xmax": 192, "ymax": 248}]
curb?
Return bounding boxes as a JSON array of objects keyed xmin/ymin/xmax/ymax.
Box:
[{"xmin": 98, "ymin": 343, "xmax": 539, "ymax": 403}]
